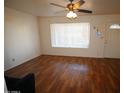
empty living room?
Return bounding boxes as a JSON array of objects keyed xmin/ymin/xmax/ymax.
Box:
[{"xmin": 3, "ymin": 0, "xmax": 121, "ymax": 93}]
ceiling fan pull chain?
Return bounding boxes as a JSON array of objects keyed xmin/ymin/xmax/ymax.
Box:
[{"xmin": 69, "ymin": 0, "xmax": 74, "ymax": 3}]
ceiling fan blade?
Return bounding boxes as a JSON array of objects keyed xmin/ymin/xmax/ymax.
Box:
[
  {"xmin": 50, "ymin": 3, "xmax": 66, "ymax": 8},
  {"xmin": 73, "ymin": 0, "xmax": 85, "ymax": 9},
  {"xmin": 54, "ymin": 10, "xmax": 68, "ymax": 14},
  {"xmin": 77, "ymin": 9, "xmax": 92, "ymax": 13}
]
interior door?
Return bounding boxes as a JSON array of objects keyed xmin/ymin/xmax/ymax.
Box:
[{"xmin": 103, "ymin": 27, "xmax": 120, "ymax": 58}]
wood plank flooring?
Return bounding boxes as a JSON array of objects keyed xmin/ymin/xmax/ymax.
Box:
[{"xmin": 5, "ymin": 55, "xmax": 120, "ymax": 93}]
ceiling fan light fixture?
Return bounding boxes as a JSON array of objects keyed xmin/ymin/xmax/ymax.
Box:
[
  {"xmin": 66, "ymin": 11, "xmax": 77, "ymax": 18},
  {"xmin": 50, "ymin": 0, "xmax": 92, "ymax": 18}
]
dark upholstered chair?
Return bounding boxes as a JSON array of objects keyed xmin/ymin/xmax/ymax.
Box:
[{"xmin": 5, "ymin": 73, "xmax": 35, "ymax": 93}]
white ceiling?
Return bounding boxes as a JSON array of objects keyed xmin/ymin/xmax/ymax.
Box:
[{"xmin": 5, "ymin": 0, "xmax": 120, "ymax": 16}]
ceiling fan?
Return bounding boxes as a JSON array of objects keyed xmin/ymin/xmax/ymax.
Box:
[{"xmin": 50, "ymin": 0, "xmax": 92, "ymax": 18}]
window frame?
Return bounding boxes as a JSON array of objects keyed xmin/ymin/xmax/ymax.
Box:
[{"xmin": 50, "ymin": 22, "xmax": 90, "ymax": 48}]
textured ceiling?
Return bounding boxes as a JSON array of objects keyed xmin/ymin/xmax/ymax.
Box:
[{"xmin": 5, "ymin": 0, "xmax": 120, "ymax": 16}]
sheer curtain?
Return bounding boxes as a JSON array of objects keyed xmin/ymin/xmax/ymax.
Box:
[{"xmin": 50, "ymin": 23, "xmax": 90, "ymax": 48}]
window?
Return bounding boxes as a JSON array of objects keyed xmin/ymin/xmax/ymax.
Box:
[
  {"xmin": 109, "ymin": 24, "xmax": 120, "ymax": 29},
  {"xmin": 50, "ymin": 23, "xmax": 90, "ymax": 48}
]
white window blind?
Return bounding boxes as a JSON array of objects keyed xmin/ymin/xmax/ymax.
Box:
[{"xmin": 50, "ymin": 23, "xmax": 90, "ymax": 48}]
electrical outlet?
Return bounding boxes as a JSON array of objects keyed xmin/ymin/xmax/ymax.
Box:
[{"xmin": 12, "ymin": 58, "xmax": 15, "ymax": 62}]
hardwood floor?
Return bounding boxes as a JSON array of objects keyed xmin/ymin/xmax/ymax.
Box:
[{"xmin": 5, "ymin": 55, "xmax": 120, "ymax": 93}]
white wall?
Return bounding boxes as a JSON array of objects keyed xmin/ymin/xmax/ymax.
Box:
[
  {"xmin": 4, "ymin": 7, "xmax": 41, "ymax": 70},
  {"xmin": 39, "ymin": 15, "xmax": 119, "ymax": 58}
]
